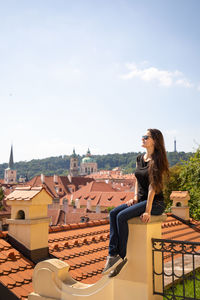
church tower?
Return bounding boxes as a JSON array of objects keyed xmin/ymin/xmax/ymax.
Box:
[
  {"xmin": 4, "ymin": 145, "xmax": 17, "ymax": 184},
  {"xmin": 70, "ymin": 149, "xmax": 79, "ymax": 177}
]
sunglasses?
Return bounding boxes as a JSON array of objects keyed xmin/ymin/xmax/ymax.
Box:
[{"xmin": 142, "ymin": 135, "xmax": 151, "ymax": 140}]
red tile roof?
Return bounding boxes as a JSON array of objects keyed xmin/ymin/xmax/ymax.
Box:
[
  {"xmin": 76, "ymin": 181, "xmax": 116, "ymax": 193},
  {"xmin": 24, "ymin": 176, "xmax": 94, "ymax": 202},
  {"xmin": 68, "ymin": 182, "xmax": 135, "ymax": 208},
  {"xmin": 26, "ymin": 175, "xmax": 70, "ymax": 199},
  {"xmin": 6, "ymin": 186, "xmax": 44, "ymax": 201},
  {"xmin": 0, "ymin": 238, "xmax": 34, "ymax": 300},
  {"xmin": 61, "ymin": 176, "xmax": 94, "ymax": 190},
  {"xmin": 87, "ymin": 170, "xmax": 136, "ymax": 181}
]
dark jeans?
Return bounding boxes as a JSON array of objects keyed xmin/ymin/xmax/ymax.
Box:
[{"xmin": 109, "ymin": 200, "xmax": 164, "ymax": 259}]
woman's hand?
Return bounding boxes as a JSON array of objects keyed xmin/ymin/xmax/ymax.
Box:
[
  {"xmin": 140, "ymin": 212, "xmax": 151, "ymax": 223},
  {"xmin": 126, "ymin": 199, "xmax": 137, "ymax": 207}
]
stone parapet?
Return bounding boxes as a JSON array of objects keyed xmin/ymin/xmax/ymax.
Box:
[{"xmin": 29, "ymin": 215, "xmax": 166, "ymax": 300}]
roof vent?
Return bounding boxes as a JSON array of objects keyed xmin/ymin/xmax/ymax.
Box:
[{"xmin": 170, "ymin": 191, "xmax": 190, "ymax": 220}]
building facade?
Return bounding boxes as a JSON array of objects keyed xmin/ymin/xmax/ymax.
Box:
[{"xmin": 80, "ymin": 149, "xmax": 98, "ymax": 175}]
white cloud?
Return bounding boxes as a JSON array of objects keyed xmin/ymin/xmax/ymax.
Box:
[
  {"xmin": 120, "ymin": 63, "xmax": 194, "ymax": 88},
  {"xmin": 197, "ymin": 84, "xmax": 200, "ymax": 91},
  {"xmin": 175, "ymin": 79, "xmax": 194, "ymax": 88}
]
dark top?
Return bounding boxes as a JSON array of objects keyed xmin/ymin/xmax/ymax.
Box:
[{"xmin": 135, "ymin": 154, "xmax": 164, "ymax": 208}]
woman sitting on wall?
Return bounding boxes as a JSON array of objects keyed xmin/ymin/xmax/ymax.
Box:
[{"xmin": 103, "ymin": 128, "xmax": 169, "ymax": 277}]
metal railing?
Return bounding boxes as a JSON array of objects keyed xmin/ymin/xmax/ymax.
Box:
[{"xmin": 152, "ymin": 238, "xmax": 200, "ymax": 300}]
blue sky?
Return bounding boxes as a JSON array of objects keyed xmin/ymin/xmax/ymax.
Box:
[{"xmin": 0, "ymin": 0, "xmax": 200, "ymax": 163}]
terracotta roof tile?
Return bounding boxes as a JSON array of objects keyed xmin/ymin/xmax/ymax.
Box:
[
  {"xmin": 11, "ymin": 286, "xmax": 29, "ymax": 299},
  {"xmin": 0, "ymin": 237, "xmax": 34, "ymax": 299},
  {"xmin": 6, "ymin": 186, "xmax": 43, "ymax": 201},
  {"xmin": 170, "ymin": 191, "xmax": 190, "ymax": 199}
]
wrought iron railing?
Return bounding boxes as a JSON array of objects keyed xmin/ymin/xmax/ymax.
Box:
[{"xmin": 152, "ymin": 238, "xmax": 200, "ymax": 300}]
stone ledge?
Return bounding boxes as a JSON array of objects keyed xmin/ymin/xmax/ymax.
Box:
[
  {"xmin": 128, "ymin": 214, "xmax": 167, "ymax": 225},
  {"xmin": 6, "ymin": 217, "xmax": 51, "ymax": 225}
]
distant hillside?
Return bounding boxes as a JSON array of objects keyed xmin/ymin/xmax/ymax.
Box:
[{"xmin": 0, "ymin": 151, "xmax": 192, "ymax": 180}]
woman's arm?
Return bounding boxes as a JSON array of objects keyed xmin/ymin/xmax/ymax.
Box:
[{"xmin": 140, "ymin": 184, "xmax": 155, "ymax": 223}]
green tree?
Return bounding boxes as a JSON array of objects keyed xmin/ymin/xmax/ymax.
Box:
[
  {"xmin": 163, "ymin": 164, "xmax": 182, "ymax": 211},
  {"xmin": 107, "ymin": 206, "xmax": 115, "ymax": 213},
  {"xmin": 179, "ymin": 148, "xmax": 200, "ymax": 219}
]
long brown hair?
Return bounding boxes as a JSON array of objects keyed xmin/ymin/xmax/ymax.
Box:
[{"xmin": 148, "ymin": 129, "xmax": 169, "ymax": 193}]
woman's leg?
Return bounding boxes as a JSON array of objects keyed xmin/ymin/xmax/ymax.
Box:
[
  {"xmin": 109, "ymin": 200, "xmax": 164, "ymax": 259},
  {"xmin": 116, "ymin": 201, "xmax": 147, "ymax": 259},
  {"xmin": 109, "ymin": 204, "xmax": 127, "ymax": 256}
]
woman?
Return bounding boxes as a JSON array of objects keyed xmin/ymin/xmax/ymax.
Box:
[{"xmin": 103, "ymin": 128, "xmax": 169, "ymax": 277}]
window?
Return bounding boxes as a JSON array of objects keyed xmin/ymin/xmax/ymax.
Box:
[{"xmin": 16, "ymin": 210, "xmax": 25, "ymax": 220}]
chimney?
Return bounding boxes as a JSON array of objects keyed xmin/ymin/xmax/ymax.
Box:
[
  {"xmin": 6, "ymin": 186, "xmax": 53, "ymax": 262},
  {"xmin": 53, "ymin": 174, "xmax": 58, "ymax": 184},
  {"xmin": 170, "ymin": 191, "xmax": 190, "ymax": 221},
  {"xmin": 41, "ymin": 174, "xmax": 45, "ymax": 184},
  {"xmin": 68, "ymin": 174, "xmax": 72, "ymax": 183}
]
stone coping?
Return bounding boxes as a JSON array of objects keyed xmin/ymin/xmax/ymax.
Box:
[
  {"xmin": 6, "ymin": 217, "xmax": 51, "ymax": 225},
  {"xmin": 128, "ymin": 214, "xmax": 167, "ymax": 225}
]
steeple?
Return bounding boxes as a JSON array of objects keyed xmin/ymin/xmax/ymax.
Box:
[
  {"xmin": 72, "ymin": 148, "xmax": 77, "ymax": 158},
  {"xmin": 9, "ymin": 145, "xmax": 14, "ymax": 169},
  {"xmin": 70, "ymin": 148, "xmax": 79, "ymax": 177},
  {"xmin": 4, "ymin": 145, "xmax": 17, "ymax": 184}
]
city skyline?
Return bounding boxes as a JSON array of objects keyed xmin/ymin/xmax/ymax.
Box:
[
  {"xmin": 0, "ymin": 139, "xmax": 193, "ymax": 166},
  {"xmin": 0, "ymin": 0, "xmax": 200, "ymax": 163}
]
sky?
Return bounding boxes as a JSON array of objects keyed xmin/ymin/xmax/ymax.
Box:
[{"xmin": 0, "ymin": 0, "xmax": 200, "ymax": 163}]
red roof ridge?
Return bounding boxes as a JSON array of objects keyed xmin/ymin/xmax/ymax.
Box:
[{"xmin": 49, "ymin": 219, "xmax": 109, "ymax": 233}]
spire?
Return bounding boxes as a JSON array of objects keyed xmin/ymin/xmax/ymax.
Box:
[
  {"xmin": 86, "ymin": 148, "xmax": 91, "ymax": 157},
  {"xmin": 8, "ymin": 145, "xmax": 14, "ymax": 169},
  {"xmin": 72, "ymin": 148, "xmax": 77, "ymax": 158}
]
